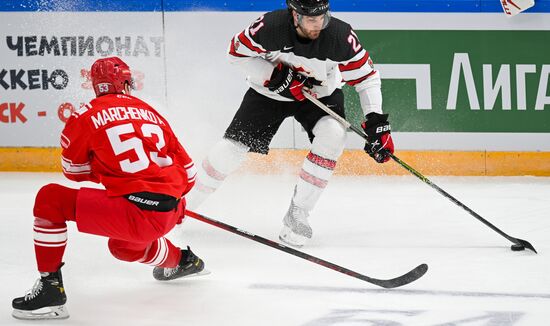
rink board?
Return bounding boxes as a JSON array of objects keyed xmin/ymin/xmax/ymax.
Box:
[
  {"xmin": 2, "ymin": 147, "xmax": 550, "ymax": 176},
  {"xmin": 0, "ymin": 6, "xmax": 549, "ymax": 173}
]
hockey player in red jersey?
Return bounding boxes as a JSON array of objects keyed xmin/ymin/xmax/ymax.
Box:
[
  {"xmin": 11, "ymin": 57, "xmax": 206, "ymax": 320},
  {"xmin": 187, "ymin": 0, "xmax": 394, "ymax": 247}
]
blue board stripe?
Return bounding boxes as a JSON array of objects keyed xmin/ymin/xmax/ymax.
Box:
[
  {"xmin": 0, "ymin": 0, "xmax": 163, "ymax": 12},
  {"xmin": 0, "ymin": 0, "xmax": 548, "ymax": 12}
]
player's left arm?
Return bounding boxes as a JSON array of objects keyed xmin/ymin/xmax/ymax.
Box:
[
  {"xmin": 338, "ymin": 27, "xmax": 393, "ymax": 163},
  {"xmin": 338, "ymin": 28, "xmax": 383, "ymax": 116}
]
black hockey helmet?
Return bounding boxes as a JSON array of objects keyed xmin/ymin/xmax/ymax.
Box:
[
  {"xmin": 287, "ymin": 0, "xmax": 331, "ymax": 30},
  {"xmin": 286, "ymin": 0, "xmax": 329, "ymax": 16}
]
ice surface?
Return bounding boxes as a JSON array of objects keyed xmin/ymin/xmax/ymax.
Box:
[{"xmin": 2, "ymin": 172, "xmax": 549, "ymax": 325}]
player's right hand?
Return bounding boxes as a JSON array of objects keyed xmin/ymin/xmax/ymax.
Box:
[{"xmin": 265, "ymin": 63, "xmax": 312, "ymax": 101}]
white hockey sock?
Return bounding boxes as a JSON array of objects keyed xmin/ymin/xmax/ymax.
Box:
[
  {"xmin": 186, "ymin": 138, "xmax": 249, "ymax": 210},
  {"xmin": 293, "ymin": 152, "xmax": 337, "ymax": 211},
  {"xmin": 292, "ymin": 116, "xmax": 346, "ymax": 211}
]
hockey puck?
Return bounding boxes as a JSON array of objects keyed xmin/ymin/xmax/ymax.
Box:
[{"xmin": 511, "ymin": 244, "xmax": 525, "ymax": 251}]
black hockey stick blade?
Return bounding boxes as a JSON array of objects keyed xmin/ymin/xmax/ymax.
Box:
[
  {"xmin": 364, "ymin": 263, "xmax": 428, "ymax": 289},
  {"xmin": 185, "ymin": 210, "xmax": 428, "ymax": 288},
  {"xmin": 512, "ymin": 238, "xmax": 537, "ymax": 253}
]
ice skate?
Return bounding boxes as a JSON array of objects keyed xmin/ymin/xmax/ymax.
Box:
[
  {"xmin": 279, "ymin": 201, "xmax": 312, "ymax": 247},
  {"xmin": 153, "ymin": 246, "xmax": 209, "ymax": 281},
  {"xmin": 12, "ymin": 264, "xmax": 69, "ymax": 320}
]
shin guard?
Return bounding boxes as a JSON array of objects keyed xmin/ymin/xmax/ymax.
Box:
[
  {"xmin": 293, "ymin": 117, "xmax": 346, "ymax": 211},
  {"xmin": 33, "ymin": 184, "xmax": 77, "ymax": 273},
  {"xmin": 186, "ymin": 138, "xmax": 249, "ymax": 210}
]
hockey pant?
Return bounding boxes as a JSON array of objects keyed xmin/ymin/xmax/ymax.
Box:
[{"xmin": 32, "ymin": 184, "xmax": 183, "ymax": 272}]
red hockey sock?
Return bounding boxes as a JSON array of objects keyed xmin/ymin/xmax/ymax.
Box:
[
  {"xmin": 139, "ymin": 237, "xmax": 182, "ymax": 268},
  {"xmin": 34, "ymin": 220, "xmax": 67, "ymax": 272},
  {"xmin": 33, "ymin": 183, "xmax": 77, "ymax": 272}
]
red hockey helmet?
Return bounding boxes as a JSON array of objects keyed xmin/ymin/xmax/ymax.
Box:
[{"xmin": 90, "ymin": 57, "xmax": 133, "ymax": 96}]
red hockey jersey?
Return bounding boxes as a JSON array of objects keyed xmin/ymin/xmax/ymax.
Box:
[{"xmin": 60, "ymin": 93, "xmax": 195, "ymax": 198}]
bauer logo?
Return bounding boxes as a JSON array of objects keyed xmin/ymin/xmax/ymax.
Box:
[
  {"xmin": 127, "ymin": 195, "xmax": 160, "ymax": 207},
  {"xmin": 376, "ymin": 125, "xmax": 391, "ymax": 133}
]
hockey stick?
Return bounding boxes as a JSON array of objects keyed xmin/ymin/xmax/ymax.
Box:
[
  {"xmin": 185, "ymin": 210, "xmax": 428, "ymax": 288},
  {"xmin": 303, "ymin": 91, "xmax": 537, "ymax": 254}
]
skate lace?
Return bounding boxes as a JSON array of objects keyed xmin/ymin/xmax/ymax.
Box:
[
  {"xmin": 24, "ymin": 279, "xmax": 43, "ymax": 301},
  {"xmin": 289, "ymin": 204, "xmax": 309, "ymax": 223},
  {"xmin": 285, "ymin": 203, "xmax": 312, "ymax": 238}
]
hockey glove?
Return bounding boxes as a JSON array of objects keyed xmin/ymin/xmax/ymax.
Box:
[
  {"xmin": 265, "ymin": 63, "xmax": 312, "ymax": 101},
  {"xmin": 361, "ymin": 112, "xmax": 394, "ymax": 163}
]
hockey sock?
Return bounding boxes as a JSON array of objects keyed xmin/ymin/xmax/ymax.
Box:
[
  {"xmin": 34, "ymin": 221, "xmax": 68, "ymax": 273},
  {"xmin": 293, "ymin": 152, "xmax": 337, "ymax": 210},
  {"xmin": 138, "ymin": 237, "xmax": 182, "ymax": 268},
  {"xmin": 293, "ymin": 117, "xmax": 346, "ymax": 210},
  {"xmin": 186, "ymin": 138, "xmax": 249, "ymax": 210},
  {"xmin": 33, "ymin": 184, "xmax": 77, "ymax": 273}
]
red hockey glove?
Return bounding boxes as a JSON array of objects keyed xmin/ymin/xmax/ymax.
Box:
[
  {"xmin": 361, "ymin": 112, "xmax": 394, "ymax": 163},
  {"xmin": 265, "ymin": 63, "xmax": 312, "ymax": 101}
]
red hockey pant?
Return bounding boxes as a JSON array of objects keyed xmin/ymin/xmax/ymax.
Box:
[{"xmin": 33, "ymin": 184, "xmax": 183, "ymax": 272}]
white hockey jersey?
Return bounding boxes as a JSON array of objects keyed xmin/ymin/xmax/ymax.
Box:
[{"xmin": 228, "ymin": 9, "xmax": 383, "ymax": 115}]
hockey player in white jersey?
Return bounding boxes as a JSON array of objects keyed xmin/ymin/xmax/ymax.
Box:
[{"xmin": 187, "ymin": 0, "xmax": 394, "ymax": 246}]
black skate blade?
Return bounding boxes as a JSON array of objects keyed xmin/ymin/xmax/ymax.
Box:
[{"xmin": 12, "ymin": 305, "xmax": 69, "ymax": 320}]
